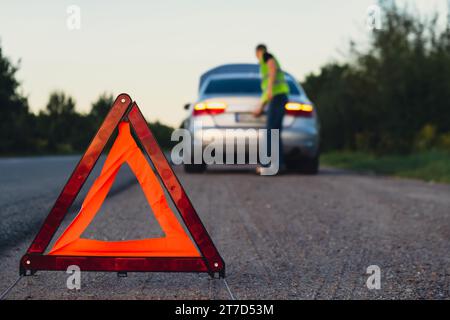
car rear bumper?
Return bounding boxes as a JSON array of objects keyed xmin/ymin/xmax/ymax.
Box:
[{"xmin": 191, "ymin": 126, "xmax": 319, "ymax": 158}]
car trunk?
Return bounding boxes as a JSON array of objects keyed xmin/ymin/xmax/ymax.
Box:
[{"xmin": 206, "ymin": 96, "xmax": 294, "ymax": 128}]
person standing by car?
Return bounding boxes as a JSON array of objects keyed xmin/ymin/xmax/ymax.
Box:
[{"xmin": 253, "ymin": 44, "xmax": 290, "ymax": 175}]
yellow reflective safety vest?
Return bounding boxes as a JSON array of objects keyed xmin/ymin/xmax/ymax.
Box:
[{"xmin": 259, "ymin": 54, "xmax": 290, "ymax": 103}]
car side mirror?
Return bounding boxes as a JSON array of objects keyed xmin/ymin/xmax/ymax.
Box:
[{"xmin": 184, "ymin": 103, "xmax": 190, "ymax": 110}]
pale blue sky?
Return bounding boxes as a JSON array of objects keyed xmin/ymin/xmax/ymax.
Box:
[{"xmin": 0, "ymin": 0, "xmax": 447, "ymax": 126}]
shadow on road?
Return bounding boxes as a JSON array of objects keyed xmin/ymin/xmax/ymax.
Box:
[{"xmin": 174, "ymin": 164, "xmax": 336, "ymax": 176}]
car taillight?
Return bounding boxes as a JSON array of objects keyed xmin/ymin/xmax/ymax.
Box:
[
  {"xmin": 285, "ymin": 102, "xmax": 314, "ymax": 117},
  {"xmin": 193, "ymin": 102, "xmax": 227, "ymax": 116}
]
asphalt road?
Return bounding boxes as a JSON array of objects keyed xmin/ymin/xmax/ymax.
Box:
[{"xmin": 0, "ymin": 156, "xmax": 449, "ymax": 299}]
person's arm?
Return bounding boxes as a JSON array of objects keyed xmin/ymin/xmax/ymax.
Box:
[
  {"xmin": 254, "ymin": 57, "xmax": 277, "ymax": 117},
  {"xmin": 253, "ymin": 99, "xmax": 265, "ymax": 117}
]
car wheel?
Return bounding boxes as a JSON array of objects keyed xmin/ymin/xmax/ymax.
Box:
[
  {"xmin": 183, "ymin": 163, "xmax": 206, "ymax": 173},
  {"xmin": 286, "ymin": 154, "xmax": 319, "ymax": 174},
  {"xmin": 285, "ymin": 157, "xmax": 300, "ymax": 172},
  {"xmin": 300, "ymin": 154, "xmax": 319, "ymax": 174}
]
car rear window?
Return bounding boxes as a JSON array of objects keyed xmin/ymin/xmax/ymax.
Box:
[
  {"xmin": 287, "ymin": 81, "xmax": 301, "ymax": 95},
  {"xmin": 204, "ymin": 78, "xmax": 261, "ymax": 94},
  {"xmin": 203, "ymin": 78, "xmax": 301, "ymax": 95}
]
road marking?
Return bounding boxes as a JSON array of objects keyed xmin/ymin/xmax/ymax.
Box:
[{"xmin": 0, "ymin": 275, "xmax": 23, "ymax": 300}]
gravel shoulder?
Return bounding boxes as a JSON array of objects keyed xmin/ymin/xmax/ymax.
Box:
[{"xmin": 0, "ymin": 158, "xmax": 449, "ymax": 299}]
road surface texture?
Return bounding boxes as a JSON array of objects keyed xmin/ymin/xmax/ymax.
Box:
[{"xmin": 0, "ymin": 156, "xmax": 449, "ymax": 299}]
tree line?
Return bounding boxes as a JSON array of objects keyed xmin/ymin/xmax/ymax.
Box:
[
  {"xmin": 0, "ymin": 48, "xmax": 175, "ymax": 155},
  {"xmin": 2, "ymin": 1, "xmax": 450, "ymax": 157},
  {"xmin": 302, "ymin": 1, "xmax": 450, "ymax": 154}
]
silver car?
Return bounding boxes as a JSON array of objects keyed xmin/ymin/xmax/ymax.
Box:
[{"xmin": 182, "ymin": 64, "xmax": 320, "ymax": 173}]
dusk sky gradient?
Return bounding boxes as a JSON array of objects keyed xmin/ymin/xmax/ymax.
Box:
[{"xmin": 0, "ymin": 0, "xmax": 447, "ymax": 126}]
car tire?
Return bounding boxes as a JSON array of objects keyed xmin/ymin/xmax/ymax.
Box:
[
  {"xmin": 286, "ymin": 154, "xmax": 319, "ymax": 174},
  {"xmin": 300, "ymin": 154, "xmax": 319, "ymax": 175},
  {"xmin": 183, "ymin": 163, "xmax": 206, "ymax": 173}
]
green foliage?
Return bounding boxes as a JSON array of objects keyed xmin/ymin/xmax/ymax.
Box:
[
  {"xmin": 148, "ymin": 121, "xmax": 177, "ymax": 150},
  {"xmin": 0, "ymin": 48, "xmax": 175, "ymax": 155},
  {"xmin": 0, "ymin": 44, "xmax": 32, "ymax": 154},
  {"xmin": 303, "ymin": 1, "xmax": 450, "ymax": 154},
  {"xmin": 437, "ymin": 132, "xmax": 450, "ymax": 151},
  {"xmin": 90, "ymin": 93, "xmax": 114, "ymax": 129},
  {"xmin": 34, "ymin": 91, "xmax": 92, "ymax": 153},
  {"xmin": 322, "ymin": 151, "xmax": 450, "ymax": 184},
  {"xmin": 45, "ymin": 91, "xmax": 76, "ymax": 116},
  {"xmin": 414, "ymin": 124, "xmax": 437, "ymax": 151}
]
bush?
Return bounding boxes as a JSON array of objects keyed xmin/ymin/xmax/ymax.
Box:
[
  {"xmin": 437, "ymin": 132, "xmax": 450, "ymax": 152},
  {"xmin": 414, "ymin": 124, "xmax": 437, "ymax": 151}
]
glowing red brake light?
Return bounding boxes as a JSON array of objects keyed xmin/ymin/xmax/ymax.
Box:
[
  {"xmin": 285, "ymin": 102, "xmax": 314, "ymax": 117},
  {"xmin": 193, "ymin": 102, "xmax": 227, "ymax": 116}
]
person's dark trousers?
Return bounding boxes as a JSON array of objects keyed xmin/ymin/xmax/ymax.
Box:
[{"xmin": 264, "ymin": 93, "xmax": 287, "ymax": 169}]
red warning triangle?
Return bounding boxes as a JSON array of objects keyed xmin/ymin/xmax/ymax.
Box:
[{"xmin": 20, "ymin": 94, "xmax": 225, "ymax": 277}]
